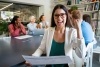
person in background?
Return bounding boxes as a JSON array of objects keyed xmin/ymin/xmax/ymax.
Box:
[
  {"xmin": 8, "ymin": 16, "xmax": 26, "ymax": 37},
  {"xmin": 27, "ymin": 15, "xmax": 37, "ymax": 35},
  {"xmin": 71, "ymin": 10, "xmax": 94, "ymax": 46},
  {"xmin": 83, "ymin": 14, "xmax": 97, "ymax": 44},
  {"xmin": 39, "ymin": 15, "xmax": 49, "ymax": 28},
  {"xmin": 26, "ymin": 4, "xmax": 85, "ymax": 67},
  {"xmin": 83, "ymin": 14, "xmax": 95, "ymax": 32},
  {"xmin": 68, "ymin": 8, "xmax": 78, "ymax": 26}
]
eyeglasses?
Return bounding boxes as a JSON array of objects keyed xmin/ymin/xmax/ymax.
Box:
[{"xmin": 54, "ymin": 13, "xmax": 66, "ymax": 18}]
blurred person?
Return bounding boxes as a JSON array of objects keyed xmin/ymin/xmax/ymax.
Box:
[
  {"xmin": 71, "ymin": 10, "xmax": 94, "ymax": 46},
  {"xmin": 8, "ymin": 16, "xmax": 26, "ymax": 37},
  {"xmin": 83, "ymin": 14, "xmax": 95, "ymax": 32},
  {"xmin": 26, "ymin": 4, "xmax": 85, "ymax": 67},
  {"xmin": 83, "ymin": 14, "xmax": 97, "ymax": 44},
  {"xmin": 39, "ymin": 15, "xmax": 49, "ymax": 28},
  {"xmin": 27, "ymin": 15, "xmax": 37, "ymax": 35},
  {"xmin": 68, "ymin": 8, "xmax": 78, "ymax": 26}
]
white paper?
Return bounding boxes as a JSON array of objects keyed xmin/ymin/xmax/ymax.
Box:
[
  {"xmin": 22, "ymin": 55, "xmax": 72, "ymax": 65},
  {"xmin": 15, "ymin": 35, "xmax": 32, "ymax": 39}
]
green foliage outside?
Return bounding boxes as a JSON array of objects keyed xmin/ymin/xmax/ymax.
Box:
[
  {"xmin": 0, "ymin": 20, "xmax": 8, "ymax": 35},
  {"xmin": 70, "ymin": 5, "xmax": 78, "ymax": 11}
]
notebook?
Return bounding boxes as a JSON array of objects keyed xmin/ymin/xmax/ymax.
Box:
[{"xmin": 22, "ymin": 55, "xmax": 72, "ymax": 65}]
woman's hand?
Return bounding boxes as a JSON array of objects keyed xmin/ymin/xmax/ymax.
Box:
[
  {"xmin": 72, "ymin": 19, "xmax": 83, "ymax": 39},
  {"xmin": 25, "ymin": 61, "xmax": 32, "ymax": 66},
  {"xmin": 18, "ymin": 22, "xmax": 22, "ymax": 28},
  {"xmin": 15, "ymin": 22, "xmax": 21, "ymax": 28},
  {"xmin": 73, "ymin": 19, "xmax": 81, "ymax": 30},
  {"xmin": 36, "ymin": 24, "xmax": 41, "ymax": 29}
]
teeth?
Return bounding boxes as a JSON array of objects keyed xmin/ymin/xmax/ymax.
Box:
[{"xmin": 58, "ymin": 22, "xmax": 62, "ymax": 23}]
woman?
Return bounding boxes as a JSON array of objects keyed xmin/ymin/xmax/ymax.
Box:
[
  {"xmin": 27, "ymin": 15, "xmax": 37, "ymax": 35},
  {"xmin": 39, "ymin": 15, "xmax": 49, "ymax": 28},
  {"xmin": 8, "ymin": 16, "xmax": 26, "ymax": 37},
  {"xmin": 26, "ymin": 4, "xmax": 84, "ymax": 67}
]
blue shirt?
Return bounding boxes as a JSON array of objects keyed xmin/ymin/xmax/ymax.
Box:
[
  {"xmin": 27, "ymin": 22, "xmax": 37, "ymax": 35},
  {"xmin": 27, "ymin": 23, "xmax": 44, "ymax": 35},
  {"xmin": 81, "ymin": 21, "xmax": 93, "ymax": 46}
]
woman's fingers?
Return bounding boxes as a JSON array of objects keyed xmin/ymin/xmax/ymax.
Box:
[{"xmin": 25, "ymin": 61, "xmax": 32, "ymax": 66}]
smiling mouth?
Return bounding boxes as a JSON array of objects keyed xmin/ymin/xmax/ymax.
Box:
[{"xmin": 57, "ymin": 21, "xmax": 64, "ymax": 24}]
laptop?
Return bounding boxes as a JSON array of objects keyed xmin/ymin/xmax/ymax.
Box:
[{"xmin": 32, "ymin": 29, "xmax": 44, "ymax": 36}]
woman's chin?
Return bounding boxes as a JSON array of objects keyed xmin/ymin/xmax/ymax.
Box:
[{"xmin": 57, "ymin": 25, "xmax": 64, "ymax": 28}]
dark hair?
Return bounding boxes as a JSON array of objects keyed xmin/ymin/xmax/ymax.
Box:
[
  {"xmin": 68, "ymin": 9, "xmax": 72, "ymax": 14},
  {"xmin": 51, "ymin": 4, "xmax": 73, "ymax": 27},
  {"xmin": 10, "ymin": 16, "xmax": 19, "ymax": 25},
  {"xmin": 39, "ymin": 15, "xmax": 44, "ymax": 22},
  {"xmin": 83, "ymin": 14, "xmax": 95, "ymax": 31},
  {"xmin": 83, "ymin": 14, "xmax": 91, "ymax": 25}
]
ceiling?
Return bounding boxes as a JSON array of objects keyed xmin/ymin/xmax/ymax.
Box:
[{"xmin": 0, "ymin": 2, "xmax": 13, "ymax": 11}]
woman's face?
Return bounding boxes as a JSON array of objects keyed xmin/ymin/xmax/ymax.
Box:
[
  {"xmin": 30, "ymin": 17, "xmax": 36, "ymax": 23},
  {"xmin": 42, "ymin": 16, "xmax": 46, "ymax": 21},
  {"xmin": 15, "ymin": 18, "xmax": 21, "ymax": 24},
  {"xmin": 54, "ymin": 8, "xmax": 66, "ymax": 28}
]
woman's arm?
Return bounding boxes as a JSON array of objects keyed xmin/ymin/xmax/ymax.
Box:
[
  {"xmin": 39, "ymin": 23, "xmax": 42, "ymax": 28},
  {"xmin": 8, "ymin": 24, "xmax": 20, "ymax": 37},
  {"xmin": 20, "ymin": 24, "xmax": 26, "ymax": 35},
  {"xmin": 32, "ymin": 29, "xmax": 48, "ymax": 56},
  {"xmin": 27, "ymin": 23, "xmax": 37, "ymax": 31},
  {"xmin": 72, "ymin": 28, "xmax": 86, "ymax": 59}
]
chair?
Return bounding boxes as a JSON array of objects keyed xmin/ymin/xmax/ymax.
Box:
[
  {"xmin": 84, "ymin": 42, "xmax": 94, "ymax": 67},
  {"xmin": 93, "ymin": 46, "xmax": 100, "ymax": 62},
  {"xmin": 73, "ymin": 50, "xmax": 84, "ymax": 67}
]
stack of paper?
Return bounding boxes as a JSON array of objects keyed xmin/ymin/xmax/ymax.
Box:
[
  {"xmin": 15, "ymin": 35, "xmax": 32, "ymax": 39},
  {"xmin": 22, "ymin": 55, "xmax": 72, "ymax": 65}
]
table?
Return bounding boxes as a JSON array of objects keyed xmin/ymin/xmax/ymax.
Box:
[{"xmin": 0, "ymin": 35, "xmax": 43, "ymax": 67}]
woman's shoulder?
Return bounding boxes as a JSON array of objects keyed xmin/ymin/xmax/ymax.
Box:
[
  {"xmin": 27, "ymin": 22, "xmax": 32, "ymax": 25},
  {"xmin": 20, "ymin": 23, "xmax": 25, "ymax": 27},
  {"xmin": 8, "ymin": 24, "xmax": 13, "ymax": 27},
  {"xmin": 45, "ymin": 27, "xmax": 54, "ymax": 30},
  {"xmin": 66, "ymin": 27, "xmax": 76, "ymax": 31},
  {"xmin": 44, "ymin": 27, "xmax": 55, "ymax": 32},
  {"xmin": 27, "ymin": 22, "xmax": 37, "ymax": 26}
]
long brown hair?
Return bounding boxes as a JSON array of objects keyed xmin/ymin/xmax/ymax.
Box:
[{"xmin": 51, "ymin": 4, "xmax": 73, "ymax": 28}]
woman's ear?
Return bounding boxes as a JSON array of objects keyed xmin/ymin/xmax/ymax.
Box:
[
  {"xmin": 76, "ymin": 19, "xmax": 79, "ymax": 23},
  {"xmin": 15, "ymin": 21, "xmax": 17, "ymax": 23},
  {"xmin": 15, "ymin": 20, "xmax": 18, "ymax": 24}
]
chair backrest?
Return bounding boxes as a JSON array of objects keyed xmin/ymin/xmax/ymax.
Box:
[{"xmin": 85, "ymin": 42, "xmax": 94, "ymax": 67}]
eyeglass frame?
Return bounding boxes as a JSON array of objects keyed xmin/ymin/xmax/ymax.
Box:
[{"xmin": 54, "ymin": 13, "xmax": 66, "ymax": 18}]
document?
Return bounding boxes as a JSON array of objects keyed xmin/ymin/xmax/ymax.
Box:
[
  {"xmin": 22, "ymin": 55, "xmax": 72, "ymax": 65},
  {"xmin": 15, "ymin": 35, "xmax": 32, "ymax": 39}
]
